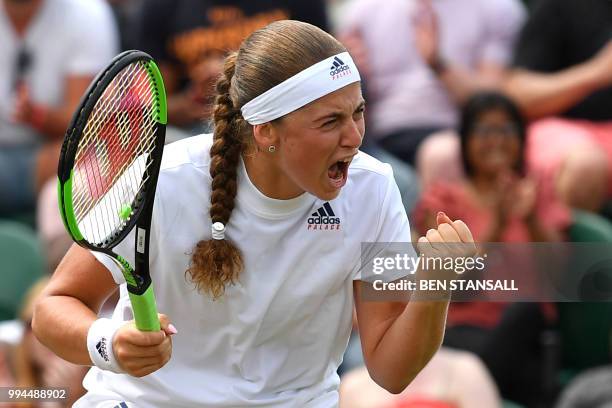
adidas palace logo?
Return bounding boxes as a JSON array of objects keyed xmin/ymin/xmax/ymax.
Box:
[
  {"xmin": 330, "ymin": 56, "xmax": 351, "ymax": 80},
  {"xmin": 96, "ymin": 338, "xmax": 110, "ymax": 362},
  {"xmin": 307, "ymin": 202, "xmax": 341, "ymax": 230}
]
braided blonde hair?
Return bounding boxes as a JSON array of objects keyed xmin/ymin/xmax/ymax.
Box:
[{"xmin": 187, "ymin": 20, "xmax": 346, "ymax": 298}]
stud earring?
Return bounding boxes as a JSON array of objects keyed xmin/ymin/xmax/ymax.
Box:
[{"xmin": 268, "ymin": 145, "xmax": 276, "ymax": 153}]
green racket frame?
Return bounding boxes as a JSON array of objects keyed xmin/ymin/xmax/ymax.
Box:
[{"xmin": 57, "ymin": 50, "xmax": 167, "ymax": 331}]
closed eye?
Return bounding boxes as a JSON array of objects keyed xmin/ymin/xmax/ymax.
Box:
[
  {"xmin": 316, "ymin": 102, "xmax": 365, "ymax": 128},
  {"xmin": 321, "ymin": 118, "xmax": 338, "ymax": 128}
]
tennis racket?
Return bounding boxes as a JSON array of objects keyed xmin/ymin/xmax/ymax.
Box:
[{"xmin": 57, "ymin": 50, "xmax": 166, "ymax": 331}]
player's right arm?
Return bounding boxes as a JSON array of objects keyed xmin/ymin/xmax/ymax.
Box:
[
  {"xmin": 32, "ymin": 245, "xmax": 174, "ymax": 377},
  {"xmin": 33, "ymin": 244, "xmax": 116, "ymax": 365}
]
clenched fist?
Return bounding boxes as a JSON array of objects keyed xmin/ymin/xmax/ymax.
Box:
[
  {"xmin": 415, "ymin": 212, "xmax": 477, "ymax": 298},
  {"xmin": 417, "ymin": 211, "xmax": 476, "ymax": 256}
]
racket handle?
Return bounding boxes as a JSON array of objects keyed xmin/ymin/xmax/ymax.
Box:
[{"xmin": 129, "ymin": 284, "xmax": 161, "ymax": 331}]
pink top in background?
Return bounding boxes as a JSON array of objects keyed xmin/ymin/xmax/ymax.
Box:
[
  {"xmin": 414, "ymin": 181, "xmax": 570, "ymax": 243},
  {"xmin": 413, "ymin": 181, "xmax": 571, "ymax": 328}
]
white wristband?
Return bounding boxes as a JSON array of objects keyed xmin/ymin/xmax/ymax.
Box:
[{"xmin": 87, "ymin": 318, "xmax": 125, "ymax": 374}]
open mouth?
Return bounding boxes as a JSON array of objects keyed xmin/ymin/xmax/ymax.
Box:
[{"xmin": 327, "ymin": 158, "xmax": 350, "ymax": 188}]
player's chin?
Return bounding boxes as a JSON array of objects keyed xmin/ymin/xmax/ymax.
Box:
[
  {"xmin": 316, "ymin": 189, "xmax": 341, "ymax": 201},
  {"xmin": 315, "ymin": 181, "xmax": 344, "ymax": 201}
]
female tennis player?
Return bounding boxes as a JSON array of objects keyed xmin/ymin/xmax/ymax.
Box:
[{"xmin": 33, "ymin": 20, "xmax": 475, "ymax": 407}]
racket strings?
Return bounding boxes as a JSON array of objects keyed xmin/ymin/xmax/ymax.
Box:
[
  {"xmin": 72, "ymin": 61, "xmax": 160, "ymax": 245},
  {"xmin": 73, "ymin": 70, "xmax": 152, "ymax": 214},
  {"xmin": 77, "ymin": 108, "xmax": 157, "ymax": 244},
  {"xmin": 80, "ymin": 67, "xmax": 157, "ymax": 242}
]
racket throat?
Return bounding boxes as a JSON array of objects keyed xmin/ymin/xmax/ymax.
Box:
[{"xmin": 114, "ymin": 254, "xmax": 149, "ymax": 295}]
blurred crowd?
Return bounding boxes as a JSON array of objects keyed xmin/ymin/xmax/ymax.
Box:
[{"xmin": 0, "ymin": 0, "xmax": 611, "ymax": 407}]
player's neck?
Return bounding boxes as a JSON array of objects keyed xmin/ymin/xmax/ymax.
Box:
[{"xmin": 243, "ymin": 153, "xmax": 305, "ymax": 200}]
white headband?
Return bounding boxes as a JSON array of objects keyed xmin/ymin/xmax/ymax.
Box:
[{"xmin": 240, "ymin": 52, "xmax": 361, "ymax": 125}]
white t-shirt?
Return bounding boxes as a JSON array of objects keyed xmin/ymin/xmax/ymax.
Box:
[
  {"xmin": 0, "ymin": 0, "xmax": 118, "ymax": 145},
  {"xmin": 81, "ymin": 134, "xmax": 415, "ymax": 407}
]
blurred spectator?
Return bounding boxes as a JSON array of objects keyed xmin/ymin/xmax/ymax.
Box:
[
  {"xmin": 106, "ymin": 0, "xmax": 143, "ymax": 50},
  {"xmin": 339, "ymin": 348, "xmax": 502, "ymax": 408},
  {"xmin": 362, "ymin": 140, "xmax": 421, "ymax": 216},
  {"xmin": 415, "ymin": 92, "xmax": 569, "ymax": 242},
  {"xmin": 37, "ymin": 179, "xmax": 72, "ymax": 272},
  {"xmin": 337, "ymin": 0, "xmax": 525, "ymax": 165},
  {"xmin": 10, "ymin": 278, "xmax": 88, "ymax": 407},
  {"xmin": 503, "ymin": 0, "xmax": 612, "ymax": 213},
  {"xmin": 0, "ymin": 342, "xmax": 15, "ymax": 388},
  {"xmin": 417, "ymin": 1, "xmax": 612, "ymax": 214},
  {"xmin": 415, "ymin": 130, "xmax": 464, "ymax": 189},
  {"xmin": 556, "ymin": 366, "xmax": 612, "ymax": 408},
  {"xmin": 0, "ymin": 0, "xmax": 118, "ymax": 216},
  {"xmin": 134, "ymin": 0, "xmax": 328, "ymax": 133},
  {"xmin": 413, "ymin": 92, "xmax": 569, "ymax": 406},
  {"xmin": 507, "ymin": 0, "xmax": 612, "ymax": 121}
]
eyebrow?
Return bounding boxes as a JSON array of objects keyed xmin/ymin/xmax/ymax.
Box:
[{"xmin": 313, "ymin": 100, "xmax": 366, "ymax": 123}]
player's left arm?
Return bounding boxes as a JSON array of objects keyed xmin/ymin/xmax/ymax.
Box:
[
  {"xmin": 353, "ymin": 282, "xmax": 448, "ymax": 394},
  {"xmin": 354, "ymin": 213, "xmax": 475, "ymax": 394}
]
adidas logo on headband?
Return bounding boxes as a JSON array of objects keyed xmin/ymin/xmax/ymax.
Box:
[{"xmin": 330, "ymin": 56, "xmax": 351, "ymax": 80}]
